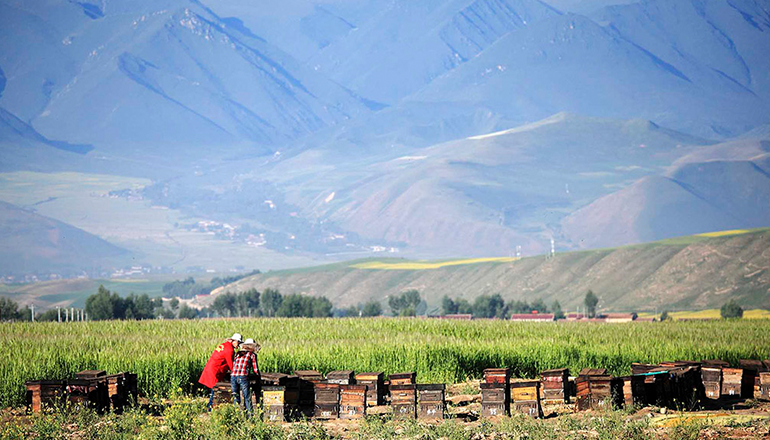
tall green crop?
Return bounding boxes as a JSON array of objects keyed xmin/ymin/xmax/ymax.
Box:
[{"xmin": 1, "ymin": 318, "xmax": 769, "ymax": 408}]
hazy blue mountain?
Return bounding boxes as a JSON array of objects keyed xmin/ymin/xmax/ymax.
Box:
[
  {"xmin": 409, "ymin": 10, "xmax": 769, "ymax": 139},
  {"xmin": 255, "ymin": 113, "xmax": 712, "ymax": 256},
  {"xmin": 0, "ymin": 0, "xmax": 372, "ymax": 163},
  {"xmin": 309, "ymin": 0, "xmax": 561, "ymax": 104},
  {"xmin": 0, "ymin": 201, "xmax": 129, "ymax": 275},
  {"xmin": 561, "ymin": 139, "xmax": 770, "ymax": 248}
]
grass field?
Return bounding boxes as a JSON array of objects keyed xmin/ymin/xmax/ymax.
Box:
[{"xmin": 2, "ymin": 318, "xmax": 770, "ymax": 409}]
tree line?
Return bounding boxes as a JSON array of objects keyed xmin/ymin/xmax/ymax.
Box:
[{"xmin": 441, "ymin": 294, "xmax": 566, "ymax": 319}]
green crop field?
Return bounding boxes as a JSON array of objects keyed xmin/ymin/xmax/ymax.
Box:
[{"xmin": 2, "ymin": 318, "xmax": 770, "ymax": 409}]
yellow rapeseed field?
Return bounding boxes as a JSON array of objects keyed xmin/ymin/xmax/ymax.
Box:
[{"xmin": 351, "ymin": 257, "xmax": 519, "ymax": 270}]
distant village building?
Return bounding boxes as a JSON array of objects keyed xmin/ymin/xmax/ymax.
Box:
[
  {"xmin": 603, "ymin": 313, "xmax": 637, "ymax": 323},
  {"xmin": 510, "ymin": 313, "xmax": 555, "ymax": 322},
  {"xmin": 441, "ymin": 314, "xmax": 473, "ymax": 320}
]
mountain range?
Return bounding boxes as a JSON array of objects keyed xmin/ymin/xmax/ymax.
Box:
[{"xmin": 1, "ymin": 0, "xmax": 769, "ymax": 276}]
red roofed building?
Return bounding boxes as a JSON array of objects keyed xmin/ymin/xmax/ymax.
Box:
[
  {"xmin": 441, "ymin": 314, "xmax": 473, "ymax": 320},
  {"xmin": 510, "ymin": 313, "xmax": 555, "ymax": 322}
]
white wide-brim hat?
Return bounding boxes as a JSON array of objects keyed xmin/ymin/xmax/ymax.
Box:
[{"xmin": 230, "ymin": 333, "xmax": 243, "ymax": 342}]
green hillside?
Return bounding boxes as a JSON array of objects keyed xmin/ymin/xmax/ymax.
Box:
[{"xmin": 208, "ymin": 228, "xmax": 770, "ymax": 313}]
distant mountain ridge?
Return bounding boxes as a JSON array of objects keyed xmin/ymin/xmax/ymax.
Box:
[
  {"xmin": 209, "ymin": 229, "xmax": 770, "ymax": 313},
  {"xmin": 1, "ymin": 0, "xmax": 770, "ymax": 273},
  {"xmin": 0, "ymin": 201, "xmax": 129, "ymax": 275}
]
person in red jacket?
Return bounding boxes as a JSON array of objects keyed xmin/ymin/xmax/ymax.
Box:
[{"xmin": 199, "ymin": 333, "xmax": 242, "ymax": 409}]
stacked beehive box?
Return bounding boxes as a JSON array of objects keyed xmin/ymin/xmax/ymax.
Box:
[
  {"xmin": 540, "ymin": 368, "xmax": 569, "ymax": 404},
  {"xmin": 70, "ymin": 370, "xmax": 110, "ymax": 413},
  {"xmin": 417, "ymin": 384, "xmax": 445, "ymax": 420},
  {"xmin": 339, "ymin": 384, "xmax": 367, "ymax": 419},
  {"xmin": 389, "ymin": 372, "xmax": 417, "ymax": 419},
  {"xmin": 510, "ymin": 380, "xmax": 542, "ymax": 418},
  {"xmin": 721, "ymin": 367, "xmax": 745, "ymax": 398},
  {"xmin": 105, "ymin": 372, "xmax": 136, "ymax": 413},
  {"xmin": 326, "ymin": 371, "xmax": 355, "ymax": 385},
  {"xmin": 481, "ymin": 368, "xmax": 510, "ymax": 417},
  {"xmin": 575, "ymin": 368, "xmax": 611, "ymax": 411},
  {"xmin": 611, "ymin": 376, "xmax": 637, "ymax": 408},
  {"xmin": 739, "ymin": 360, "xmax": 763, "ymax": 399},
  {"xmin": 667, "ymin": 366, "xmax": 704, "ymax": 409},
  {"xmin": 313, "ymin": 383, "xmax": 340, "ymax": 419},
  {"xmin": 25, "ymin": 380, "xmax": 66, "ymax": 413},
  {"xmin": 294, "ymin": 370, "xmax": 325, "ymax": 417},
  {"xmin": 262, "ymin": 385, "xmax": 300, "ymax": 422},
  {"xmin": 212, "ymin": 381, "xmax": 233, "ymax": 406},
  {"xmin": 355, "ymin": 372, "xmax": 385, "ymax": 406},
  {"xmin": 390, "ymin": 384, "xmax": 417, "ymax": 419},
  {"xmin": 261, "ymin": 373, "xmax": 300, "ymax": 422},
  {"xmin": 700, "ymin": 363, "xmax": 722, "ymax": 400},
  {"xmin": 760, "ymin": 370, "xmax": 770, "ymax": 401}
]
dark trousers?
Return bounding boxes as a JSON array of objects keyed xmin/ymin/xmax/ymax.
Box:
[{"xmin": 231, "ymin": 375, "xmax": 252, "ymax": 415}]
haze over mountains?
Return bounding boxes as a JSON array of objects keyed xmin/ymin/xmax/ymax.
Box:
[{"xmin": 1, "ymin": 0, "xmax": 770, "ymax": 276}]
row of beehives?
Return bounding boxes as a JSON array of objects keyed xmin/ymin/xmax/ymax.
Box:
[
  {"xmin": 210, "ymin": 370, "xmax": 446, "ymax": 421},
  {"xmin": 482, "ymin": 359, "xmax": 770, "ymax": 418},
  {"xmin": 25, "ymin": 370, "xmax": 137, "ymax": 413}
]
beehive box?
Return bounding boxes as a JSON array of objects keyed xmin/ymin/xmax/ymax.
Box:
[
  {"xmin": 261, "ymin": 373, "xmax": 291, "ymax": 386},
  {"xmin": 701, "ymin": 365, "xmax": 722, "ymax": 400},
  {"xmin": 575, "ymin": 370, "xmax": 611, "ymax": 411},
  {"xmin": 667, "ymin": 366, "xmax": 704, "ymax": 409},
  {"xmin": 389, "ymin": 372, "xmax": 416, "ymax": 386},
  {"xmin": 313, "ymin": 383, "xmax": 339, "ymax": 419},
  {"xmin": 25, "ymin": 380, "xmax": 66, "ymax": 413},
  {"xmin": 326, "ymin": 371, "xmax": 355, "ymax": 385},
  {"xmin": 481, "ymin": 382, "xmax": 509, "ymax": 417},
  {"xmin": 339, "ymin": 384, "xmax": 367, "ymax": 419},
  {"xmin": 540, "ymin": 368, "xmax": 569, "ymax": 404},
  {"xmin": 262, "ymin": 386, "xmax": 299, "ymax": 422},
  {"xmin": 66, "ymin": 378, "xmax": 110, "ymax": 413},
  {"xmin": 417, "ymin": 384, "xmax": 445, "ymax": 420},
  {"xmin": 739, "ymin": 360, "xmax": 763, "ymax": 398},
  {"xmin": 75, "ymin": 370, "xmax": 107, "ymax": 380},
  {"xmin": 721, "ymin": 367, "xmax": 744, "ymax": 398},
  {"xmin": 105, "ymin": 373, "xmax": 129, "ymax": 412},
  {"xmin": 355, "ymin": 372, "xmax": 385, "ymax": 406},
  {"xmin": 390, "ymin": 384, "xmax": 417, "ymax": 419},
  {"xmin": 760, "ymin": 372, "xmax": 770, "ymax": 401},
  {"xmin": 510, "ymin": 380, "xmax": 542, "ymax": 418},
  {"xmin": 294, "ymin": 370, "xmax": 325, "ymax": 383},
  {"xmin": 483, "ymin": 368, "xmax": 511, "ymax": 384},
  {"xmin": 611, "ymin": 376, "xmax": 635, "ymax": 408},
  {"xmin": 211, "ymin": 381, "xmax": 233, "ymax": 407}
]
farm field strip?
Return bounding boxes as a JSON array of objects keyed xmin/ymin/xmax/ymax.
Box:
[
  {"xmin": 351, "ymin": 257, "xmax": 519, "ymax": 270},
  {"xmin": 2, "ymin": 318, "xmax": 770, "ymax": 409}
]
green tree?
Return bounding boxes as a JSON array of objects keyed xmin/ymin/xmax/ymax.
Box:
[
  {"xmin": 178, "ymin": 304, "xmax": 197, "ymax": 319},
  {"xmin": 551, "ymin": 301, "xmax": 565, "ymax": 320},
  {"xmin": 361, "ymin": 301, "xmax": 383, "ymax": 317},
  {"xmin": 86, "ymin": 285, "xmax": 116, "ymax": 320},
  {"xmin": 441, "ymin": 296, "xmax": 458, "ymax": 315},
  {"xmin": 473, "ymin": 294, "xmax": 506, "ymax": 319},
  {"xmin": 261, "ymin": 288, "xmax": 282, "ymax": 317},
  {"xmin": 342, "ymin": 305, "xmax": 360, "ymax": 317},
  {"xmin": 311, "ymin": 297, "xmax": 333, "ymax": 317},
  {"xmin": 720, "ymin": 300, "xmax": 743, "ymax": 319},
  {"xmin": 276, "ymin": 294, "xmax": 309, "ymax": 317},
  {"xmin": 455, "ymin": 298, "xmax": 473, "ymax": 314},
  {"xmin": 584, "ymin": 290, "xmax": 599, "ymax": 318},
  {"xmin": 212, "ymin": 293, "xmax": 236, "ymax": 317},
  {"xmin": 37, "ymin": 309, "xmax": 59, "ymax": 322},
  {"xmin": 389, "ymin": 290, "xmax": 421, "ymax": 316},
  {"xmin": 660, "ymin": 311, "xmax": 669, "ymax": 321},
  {"xmin": 531, "ymin": 298, "xmax": 548, "ymax": 314},
  {"xmin": 0, "ymin": 297, "xmax": 21, "ymax": 321},
  {"xmin": 169, "ymin": 298, "xmax": 180, "ymax": 311}
]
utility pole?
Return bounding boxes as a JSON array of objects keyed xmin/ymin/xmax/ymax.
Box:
[
  {"xmin": 57, "ymin": 307, "xmax": 61, "ymax": 323},
  {"xmin": 31, "ymin": 303, "xmax": 35, "ymax": 322},
  {"xmin": 70, "ymin": 308, "xmax": 74, "ymax": 323}
]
